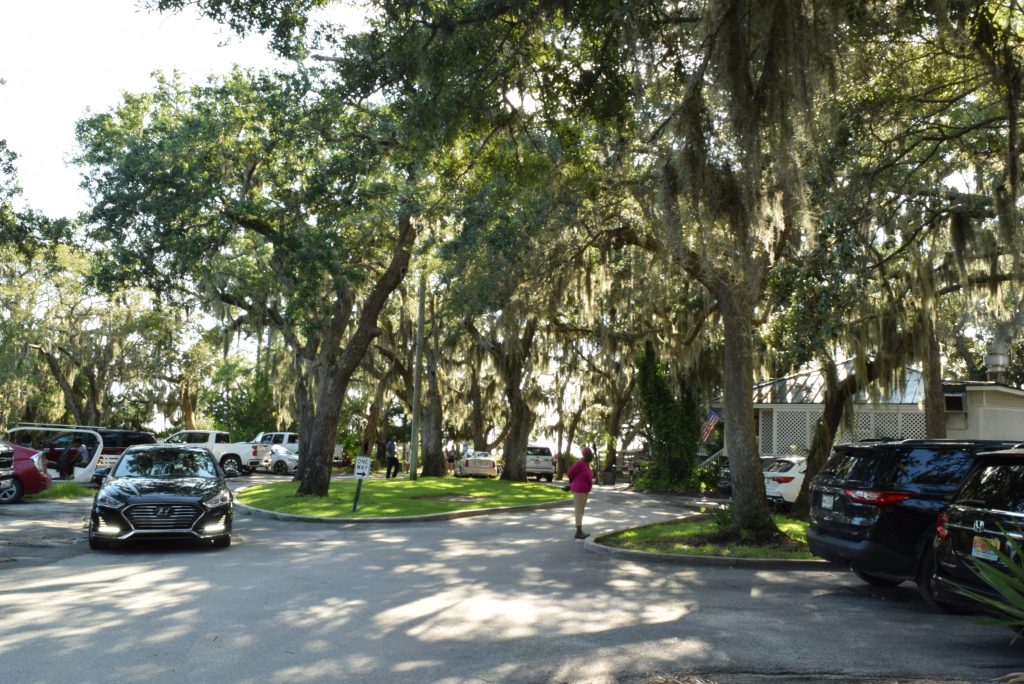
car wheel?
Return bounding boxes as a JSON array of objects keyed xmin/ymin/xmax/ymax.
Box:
[
  {"xmin": 0, "ymin": 478, "xmax": 24, "ymax": 504},
  {"xmin": 272, "ymin": 460, "xmax": 288, "ymax": 475},
  {"xmin": 212, "ymin": 535, "xmax": 231, "ymax": 548},
  {"xmin": 546, "ymin": 473, "xmax": 553, "ymax": 482},
  {"xmin": 916, "ymin": 544, "xmax": 971, "ymax": 613},
  {"xmin": 221, "ymin": 455, "xmax": 242, "ymax": 473},
  {"xmin": 852, "ymin": 566, "xmax": 903, "ymax": 587}
]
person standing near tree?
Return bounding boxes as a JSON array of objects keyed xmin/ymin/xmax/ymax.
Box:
[
  {"xmin": 385, "ymin": 437, "xmax": 399, "ymax": 479},
  {"xmin": 566, "ymin": 447, "xmax": 595, "ymax": 540}
]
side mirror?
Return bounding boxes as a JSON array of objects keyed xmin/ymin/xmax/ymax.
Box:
[
  {"xmin": 91, "ymin": 467, "xmax": 111, "ymax": 486},
  {"xmin": 223, "ymin": 466, "xmax": 240, "ymax": 478}
]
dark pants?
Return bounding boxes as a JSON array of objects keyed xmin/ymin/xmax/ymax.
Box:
[
  {"xmin": 58, "ymin": 451, "xmax": 78, "ymax": 479},
  {"xmin": 386, "ymin": 457, "xmax": 400, "ymax": 479}
]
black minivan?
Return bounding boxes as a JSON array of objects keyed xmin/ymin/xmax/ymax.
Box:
[
  {"xmin": 808, "ymin": 440, "xmax": 1017, "ymax": 597},
  {"xmin": 929, "ymin": 450, "xmax": 1024, "ymax": 626}
]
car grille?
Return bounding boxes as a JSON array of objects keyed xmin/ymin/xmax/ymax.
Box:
[
  {"xmin": 125, "ymin": 504, "xmax": 201, "ymax": 529},
  {"xmin": 0, "ymin": 452, "xmax": 12, "ymax": 469}
]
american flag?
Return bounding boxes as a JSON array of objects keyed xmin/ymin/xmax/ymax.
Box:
[{"xmin": 700, "ymin": 408, "xmax": 721, "ymax": 443}]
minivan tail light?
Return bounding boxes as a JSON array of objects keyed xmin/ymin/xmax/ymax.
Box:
[
  {"xmin": 844, "ymin": 489, "xmax": 913, "ymax": 506},
  {"xmin": 936, "ymin": 512, "xmax": 949, "ymax": 540},
  {"xmin": 773, "ymin": 476, "xmax": 795, "ymax": 484}
]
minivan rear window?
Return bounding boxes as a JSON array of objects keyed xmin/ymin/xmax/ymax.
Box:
[
  {"xmin": 957, "ymin": 463, "xmax": 1024, "ymax": 513},
  {"xmin": 821, "ymin": 447, "xmax": 972, "ymax": 486},
  {"xmin": 895, "ymin": 448, "xmax": 972, "ymax": 485}
]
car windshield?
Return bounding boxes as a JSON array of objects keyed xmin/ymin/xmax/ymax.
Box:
[
  {"xmin": 113, "ymin": 450, "xmax": 218, "ymax": 478},
  {"xmin": 765, "ymin": 460, "xmax": 797, "ymax": 473}
]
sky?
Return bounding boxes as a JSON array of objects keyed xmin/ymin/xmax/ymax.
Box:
[{"xmin": 0, "ymin": 0, "xmax": 299, "ymax": 219}]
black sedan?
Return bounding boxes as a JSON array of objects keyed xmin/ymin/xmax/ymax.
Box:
[{"xmin": 88, "ymin": 444, "xmax": 234, "ymax": 550}]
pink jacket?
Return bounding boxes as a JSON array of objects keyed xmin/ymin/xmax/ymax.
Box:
[{"xmin": 567, "ymin": 460, "xmax": 594, "ymax": 493}]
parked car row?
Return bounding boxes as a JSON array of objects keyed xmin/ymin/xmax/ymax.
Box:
[{"xmin": 806, "ymin": 438, "xmax": 1024, "ymax": 630}]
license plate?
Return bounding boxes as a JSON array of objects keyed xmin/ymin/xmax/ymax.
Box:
[
  {"xmin": 821, "ymin": 494, "xmax": 834, "ymax": 510},
  {"xmin": 972, "ymin": 536, "xmax": 1000, "ymax": 561}
]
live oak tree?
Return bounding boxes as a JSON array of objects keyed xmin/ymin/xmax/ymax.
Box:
[{"xmin": 76, "ymin": 70, "xmax": 417, "ymax": 496}]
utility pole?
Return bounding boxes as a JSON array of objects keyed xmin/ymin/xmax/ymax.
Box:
[{"xmin": 408, "ymin": 273, "xmax": 425, "ymax": 480}]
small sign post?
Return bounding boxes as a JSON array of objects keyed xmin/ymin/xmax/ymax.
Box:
[{"xmin": 352, "ymin": 455, "xmax": 371, "ymax": 512}]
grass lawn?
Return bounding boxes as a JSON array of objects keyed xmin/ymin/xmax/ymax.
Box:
[
  {"xmin": 236, "ymin": 476, "xmax": 571, "ymax": 518},
  {"xmin": 600, "ymin": 513, "xmax": 814, "ymax": 560},
  {"xmin": 25, "ymin": 482, "xmax": 94, "ymax": 500}
]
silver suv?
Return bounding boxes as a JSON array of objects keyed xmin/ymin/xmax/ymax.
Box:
[{"xmin": 525, "ymin": 445, "xmax": 554, "ymax": 482}]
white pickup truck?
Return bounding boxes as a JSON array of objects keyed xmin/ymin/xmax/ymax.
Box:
[{"xmin": 161, "ymin": 430, "xmax": 270, "ymax": 474}]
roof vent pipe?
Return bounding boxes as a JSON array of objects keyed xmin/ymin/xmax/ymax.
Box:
[{"xmin": 984, "ymin": 351, "xmax": 1009, "ymax": 384}]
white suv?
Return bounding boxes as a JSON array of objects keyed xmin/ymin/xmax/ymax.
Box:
[{"xmin": 525, "ymin": 445, "xmax": 555, "ymax": 482}]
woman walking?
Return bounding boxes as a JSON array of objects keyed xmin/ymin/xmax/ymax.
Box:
[{"xmin": 567, "ymin": 447, "xmax": 595, "ymax": 540}]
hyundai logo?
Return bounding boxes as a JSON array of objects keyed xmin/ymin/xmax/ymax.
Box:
[
  {"xmin": 974, "ymin": 520, "xmax": 985, "ymax": 533},
  {"xmin": 156, "ymin": 506, "xmax": 172, "ymax": 518}
]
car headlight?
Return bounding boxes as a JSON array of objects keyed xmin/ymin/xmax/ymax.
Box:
[
  {"xmin": 203, "ymin": 489, "xmax": 233, "ymax": 509},
  {"xmin": 96, "ymin": 492, "xmax": 126, "ymax": 509}
]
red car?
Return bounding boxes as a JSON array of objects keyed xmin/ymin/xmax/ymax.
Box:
[{"xmin": 0, "ymin": 441, "xmax": 51, "ymax": 504}]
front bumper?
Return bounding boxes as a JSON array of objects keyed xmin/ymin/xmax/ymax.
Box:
[{"xmin": 91, "ymin": 502, "xmax": 233, "ymax": 542}]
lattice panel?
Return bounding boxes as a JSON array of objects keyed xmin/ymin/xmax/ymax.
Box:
[
  {"xmin": 777, "ymin": 410, "xmax": 808, "ymax": 454},
  {"xmin": 760, "ymin": 408, "xmax": 774, "ymax": 454},
  {"xmin": 876, "ymin": 412, "xmax": 899, "ymax": 440},
  {"xmin": 901, "ymin": 412, "xmax": 928, "ymax": 439},
  {"xmin": 854, "ymin": 412, "xmax": 874, "ymax": 441}
]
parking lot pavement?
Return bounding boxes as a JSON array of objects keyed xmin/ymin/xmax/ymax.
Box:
[{"xmin": 0, "ymin": 497, "xmax": 92, "ymax": 568}]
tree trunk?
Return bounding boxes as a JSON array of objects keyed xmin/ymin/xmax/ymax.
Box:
[
  {"xmin": 495, "ymin": 319, "xmax": 537, "ymax": 481},
  {"xmin": 292, "ymin": 356, "xmax": 315, "ymax": 481},
  {"xmin": 502, "ymin": 390, "xmax": 535, "ymax": 481},
  {"xmin": 602, "ymin": 376, "xmax": 634, "ymax": 472},
  {"xmin": 791, "ymin": 365, "xmax": 857, "ymax": 518},
  {"xmin": 363, "ymin": 371, "xmax": 393, "ymax": 467},
  {"xmin": 467, "ymin": 353, "xmax": 492, "ymax": 450},
  {"xmin": 419, "ymin": 319, "xmax": 445, "ymax": 476},
  {"xmin": 300, "ymin": 365, "xmax": 347, "ymax": 495},
  {"xmin": 718, "ymin": 296, "xmax": 777, "ymax": 537},
  {"xmin": 923, "ymin": 321, "xmax": 947, "ymax": 438},
  {"xmin": 180, "ymin": 380, "xmax": 196, "ymax": 429},
  {"xmin": 560, "ymin": 399, "xmax": 586, "ymax": 479}
]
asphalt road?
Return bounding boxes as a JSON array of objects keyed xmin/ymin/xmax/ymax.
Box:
[{"xmin": 0, "ymin": 481, "xmax": 1020, "ymax": 683}]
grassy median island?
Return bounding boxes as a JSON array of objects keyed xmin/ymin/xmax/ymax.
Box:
[
  {"xmin": 600, "ymin": 513, "xmax": 814, "ymax": 560},
  {"xmin": 236, "ymin": 476, "xmax": 571, "ymax": 518}
]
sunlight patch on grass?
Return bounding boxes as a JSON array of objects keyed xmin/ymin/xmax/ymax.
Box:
[
  {"xmin": 236, "ymin": 476, "xmax": 569, "ymax": 518},
  {"xmin": 25, "ymin": 482, "xmax": 94, "ymax": 500},
  {"xmin": 601, "ymin": 514, "xmax": 813, "ymax": 560}
]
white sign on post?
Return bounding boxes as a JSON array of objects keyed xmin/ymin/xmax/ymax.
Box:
[{"xmin": 354, "ymin": 455, "xmax": 372, "ymax": 480}]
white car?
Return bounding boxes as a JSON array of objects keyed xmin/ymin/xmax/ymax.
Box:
[
  {"xmin": 456, "ymin": 451, "xmax": 498, "ymax": 478},
  {"xmin": 262, "ymin": 444, "xmax": 299, "ymax": 475},
  {"xmin": 763, "ymin": 456, "xmax": 807, "ymax": 508}
]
